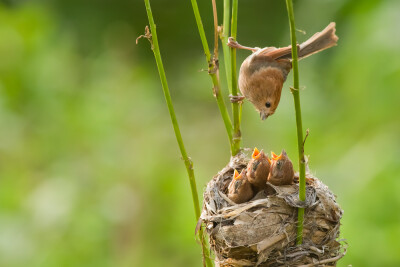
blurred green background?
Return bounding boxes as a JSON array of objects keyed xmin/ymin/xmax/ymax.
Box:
[{"xmin": 0, "ymin": 0, "xmax": 399, "ymax": 266}]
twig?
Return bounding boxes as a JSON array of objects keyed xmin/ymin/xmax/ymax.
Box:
[
  {"xmin": 285, "ymin": 0, "xmax": 307, "ymax": 245},
  {"xmin": 302, "ymin": 129, "xmax": 310, "ymax": 156},
  {"xmin": 135, "ymin": 26, "xmax": 153, "ymax": 49},
  {"xmin": 211, "ymin": 0, "xmax": 218, "ymax": 60},
  {"xmin": 141, "ymin": 1, "xmax": 212, "ymax": 266},
  {"xmin": 297, "ymin": 250, "xmax": 347, "ymax": 267},
  {"xmin": 230, "ymin": 0, "xmax": 242, "ymax": 156}
]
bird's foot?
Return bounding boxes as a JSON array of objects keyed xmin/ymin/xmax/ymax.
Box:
[
  {"xmin": 229, "ymin": 94, "xmax": 245, "ymax": 103},
  {"xmin": 227, "ymin": 37, "xmax": 258, "ymax": 52}
]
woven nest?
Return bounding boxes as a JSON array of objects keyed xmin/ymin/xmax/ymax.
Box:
[{"xmin": 200, "ymin": 150, "xmax": 346, "ymax": 267}]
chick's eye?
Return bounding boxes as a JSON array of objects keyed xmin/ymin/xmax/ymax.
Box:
[
  {"xmin": 265, "ymin": 102, "xmax": 271, "ymax": 108},
  {"xmin": 252, "ymin": 161, "xmax": 260, "ymax": 172}
]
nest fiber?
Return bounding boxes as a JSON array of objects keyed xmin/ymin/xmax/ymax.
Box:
[{"xmin": 200, "ymin": 151, "xmax": 345, "ymax": 266}]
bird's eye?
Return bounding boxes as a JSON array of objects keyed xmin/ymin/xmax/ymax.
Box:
[{"xmin": 265, "ymin": 102, "xmax": 271, "ymax": 108}]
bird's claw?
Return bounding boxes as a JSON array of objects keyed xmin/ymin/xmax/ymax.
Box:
[
  {"xmin": 227, "ymin": 37, "xmax": 240, "ymax": 48},
  {"xmin": 229, "ymin": 94, "xmax": 245, "ymax": 103},
  {"xmin": 227, "ymin": 37, "xmax": 258, "ymax": 52}
]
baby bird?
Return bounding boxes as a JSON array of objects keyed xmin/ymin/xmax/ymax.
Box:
[
  {"xmin": 247, "ymin": 147, "xmax": 271, "ymax": 192},
  {"xmin": 228, "ymin": 22, "xmax": 338, "ymax": 120},
  {"xmin": 268, "ymin": 150, "xmax": 294, "ymax": 186},
  {"xmin": 227, "ymin": 169, "xmax": 254, "ymax": 204}
]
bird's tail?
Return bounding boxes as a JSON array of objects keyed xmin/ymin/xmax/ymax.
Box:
[
  {"xmin": 266, "ymin": 22, "xmax": 338, "ymax": 61},
  {"xmin": 298, "ymin": 22, "xmax": 338, "ymax": 59}
]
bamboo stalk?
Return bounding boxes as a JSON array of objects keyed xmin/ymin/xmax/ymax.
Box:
[
  {"xmin": 285, "ymin": 0, "xmax": 306, "ymax": 245},
  {"xmin": 143, "ymin": 1, "xmax": 213, "ymax": 265}
]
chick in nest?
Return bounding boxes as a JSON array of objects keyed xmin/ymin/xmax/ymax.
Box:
[
  {"xmin": 268, "ymin": 150, "xmax": 294, "ymax": 186},
  {"xmin": 227, "ymin": 169, "xmax": 254, "ymax": 204},
  {"xmin": 246, "ymin": 147, "xmax": 271, "ymax": 192}
]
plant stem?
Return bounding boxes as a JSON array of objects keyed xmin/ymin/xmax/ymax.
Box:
[
  {"xmin": 230, "ymin": 0, "xmax": 241, "ymax": 156},
  {"xmin": 190, "ymin": 0, "xmax": 234, "ymax": 154},
  {"xmin": 211, "ymin": 0, "xmax": 218, "ymax": 59},
  {"xmin": 143, "ymin": 1, "xmax": 212, "ymax": 266},
  {"xmin": 285, "ymin": 0, "xmax": 306, "ymax": 245},
  {"xmin": 221, "ymin": 0, "xmax": 232, "ymax": 93}
]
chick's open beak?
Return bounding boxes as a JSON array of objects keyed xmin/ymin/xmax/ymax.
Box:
[
  {"xmin": 271, "ymin": 151, "xmax": 282, "ymax": 161},
  {"xmin": 233, "ymin": 169, "xmax": 244, "ymax": 180},
  {"xmin": 252, "ymin": 147, "xmax": 260, "ymax": 159}
]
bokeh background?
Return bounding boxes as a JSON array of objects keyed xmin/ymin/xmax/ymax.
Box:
[{"xmin": 0, "ymin": 0, "xmax": 399, "ymax": 266}]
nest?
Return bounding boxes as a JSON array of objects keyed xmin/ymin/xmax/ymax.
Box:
[{"xmin": 200, "ymin": 150, "xmax": 346, "ymax": 266}]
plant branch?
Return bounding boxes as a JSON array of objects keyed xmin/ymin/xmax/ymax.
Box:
[
  {"xmin": 230, "ymin": 0, "xmax": 241, "ymax": 156},
  {"xmin": 142, "ymin": 1, "xmax": 212, "ymax": 266},
  {"xmin": 211, "ymin": 0, "xmax": 218, "ymax": 59},
  {"xmin": 221, "ymin": 0, "xmax": 232, "ymax": 93},
  {"xmin": 190, "ymin": 0, "xmax": 234, "ymax": 154},
  {"xmin": 285, "ymin": 0, "xmax": 306, "ymax": 245}
]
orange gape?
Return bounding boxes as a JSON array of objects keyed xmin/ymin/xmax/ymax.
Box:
[{"xmin": 228, "ymin": 22, "xmax": 338, "ymax": 120}]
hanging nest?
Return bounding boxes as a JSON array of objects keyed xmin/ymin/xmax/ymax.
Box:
[{"xmin": 200, "ymin": 150, "xmax": 346, "ymax": 266}]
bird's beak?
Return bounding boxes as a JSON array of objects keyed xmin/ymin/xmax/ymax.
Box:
[
  {"xmin": 260, "ymin": 111, "xmax": 269, "ymax": 120},
  {"xmin": 256, "ymin": 150, "xmax": 265, "ymax": 160},
  {"xmin": 233, "ymin": 169, "xmax": 240, "ymax": 180},
  {"xmin": 271, "ymin": 151, "xmax": 282, "ymax": 161},
  {"xmin": 252, "ymin": 147, "xmax": 260, "ymax": 159},
  {"xmin": 233, "ymin": 169, "xmax": 243, "ymax": 180},
  {"xmin": 252, "ymin": 148, "xmax": 266, "ymax": 160}
]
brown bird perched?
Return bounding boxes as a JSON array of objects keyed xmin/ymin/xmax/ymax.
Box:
[
  {"xmin": 247, "ymin": 147, "xmax": 271, "ymax": 192},
  {"xmin": 228, "ymin": 22, "xmax": 338, "ymax": 120},
  {"xmin": 268, "ymin": 150, "xmax": 294, "ymax": 186},
  {"xmin": 227, "ymin": 169, "xmax": 254, "ymax": 204}
]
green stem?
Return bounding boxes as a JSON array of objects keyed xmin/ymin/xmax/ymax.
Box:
[
  {"xmin": 221, "ymin": 0, "xmax": 232, "ymax": 93},
  {"xmin": 230, "ymin": 0, "xmax": 241, "ymax": 155},
  {"xmin": 285, "ymin": 0, "xmax": 306, "ymax": 245},
  {"xmin": 143, "ymin": 1, "xmax": 212, "ymax": 266},
  {"xmin": 190, "ymin": 0, "xmax": 234, "ymax": 153}
]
